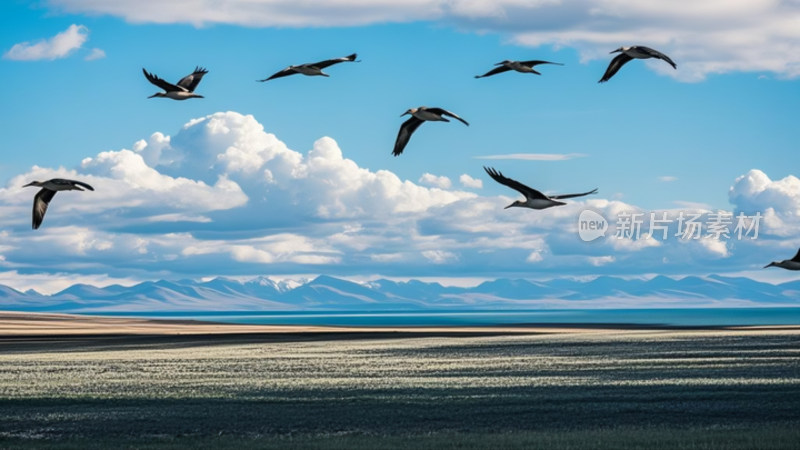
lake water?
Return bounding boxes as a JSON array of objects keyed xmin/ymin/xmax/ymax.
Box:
[{"xmin": 98, "ymin": 308, "xmax": 800, "ymax": 327}]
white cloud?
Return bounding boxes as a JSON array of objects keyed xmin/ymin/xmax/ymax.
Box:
[
  {"xmin": 84, "ymin": 48, "xmax": 106, "ymax": 61},
  {"xmin": 659, "ymin": 176, "xmax": 678, "ymax": 182},
  {"xmin": 0, "ymin": 111, "xmax": 794, "ymax": 284},
  {"xmin": 43, "ymin": 1, "xmax": 800, "ymax": 79},
  {"xmin": 476, "ymin": 153, "xmax": 587, "ymax": 161},
  {"xmin": 4, "ymin": 24, "xmax": 89, "ymax": 61},
  {"xmin": 419, "ymin": 173, "xmax": 452, "ymax": 189},
  {"xmin": 729, "ymin": 169, "xmax": 800, "ymax": 237},
  {"xmin": 422, "ymin": 250, "xmax": 458, "ymax": 264},
  {"xmin": 459, "ymin": 174, "xmax": 483, "ymax": 189}
]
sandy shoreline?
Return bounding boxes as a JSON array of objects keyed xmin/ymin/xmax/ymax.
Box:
[
  {"xmin": 2, "ymin": 310, "xmax": 799, "ymax": 338},
  {"xmin": 0, "ymin": 310, "xmax": 625, "ymax": 337}
]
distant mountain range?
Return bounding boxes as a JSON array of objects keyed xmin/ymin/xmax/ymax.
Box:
[{"xmin": 0, "ymin": 275, "xmax": 798, "ymax": 313}]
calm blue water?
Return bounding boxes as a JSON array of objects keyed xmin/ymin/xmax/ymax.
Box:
[{"xmin": 94, "ymin": 308, "xmax": 800, "ymax": 327}]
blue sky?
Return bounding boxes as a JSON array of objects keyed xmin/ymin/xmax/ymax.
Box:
[{"xmin": 0, "ymin": 0, "xmax": 799, "ymax": 293}]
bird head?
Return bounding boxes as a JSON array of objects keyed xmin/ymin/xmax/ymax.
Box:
[
  {"xmin": 610, "ymin": 47, "xmax": 628, "ymax": 54},
  {"xmin": 495, "ymin": 60, "xmax": 512, "ymax": 65},
  {"xmin": 504, "ymin": 200, "xmax": 524, "ymax": 209},
  {"xmin": 401, "ymin": 108, "xmax": 418, "ymax": 117},
  {"xmin": 23, "ymin": 181, "xmax": 43, "ymax": 188},
  {"xmin": 148, "ymin": 92, "xmax": 166, "ymax": 99},
  {"xmin": 764, "ymin": 261, "xmax": 778, "ymax": 269}
]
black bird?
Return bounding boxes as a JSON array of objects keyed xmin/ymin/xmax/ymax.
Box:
[
  {"xmin": 143, "ymin": 66, "xmax": 208, "ymax": 100},
  {"xmin": 599, "ymin": 46, "xmax": 676, "ymax": 83},
  {"xmin": 764, "ymin": 248, "xmax": 800, "ymax": 270},
  {"xmin": 22, "ymin": 178, "xmax": 94, "ymax": 229},
  {"xmin": 258, "ymin": 53, "xmax": 359, "ymax": 82},
  {"xmin": 475, "ymin": 59, "xmax": 563, "ymax": 78},
  {"xmin": 393, "ymin": 107, "xmax": 469, "ymax": 156},
  {"xmin": 484, "ymin": 167, "xmax": 597, "ymax": 210}
]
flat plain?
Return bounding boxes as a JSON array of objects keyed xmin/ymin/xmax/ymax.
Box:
[{"xmin": 0, "ymin": 314, "xmax": 799, "ymax": 449}]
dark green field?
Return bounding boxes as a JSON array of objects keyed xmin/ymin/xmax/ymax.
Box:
[{"xmin": 1, "ymin": 327, "xmax": 799, "ymax": 449}]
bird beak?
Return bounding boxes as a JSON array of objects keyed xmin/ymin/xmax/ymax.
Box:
[
  {"xmin": 764, "ymin": 262, "xmax": 776, "ymax": 268},
  {"xmin": 22, "ymin": 182, "xmax": 34, "ymax": 188},
  {"xmin": 610, "ymin": 48, "xmax": 622, "ymax": 54},
  {"xmin": 196, "ymin": 95, "xmax": 205, "ymax": 98},
  {"xmin": 400, "ymin": 111, "xmax": 409, "ymax": 117},
  {"xmin": 504, "ymin": 204, "xmax": 513, "ymax": 209},
  {"xmin": 147, "ymin": 93, "xmax": 158, "ymax": 99},
  {"xmin": 494, "ymin": 61, "xmax": 505, "ymax": 65}
]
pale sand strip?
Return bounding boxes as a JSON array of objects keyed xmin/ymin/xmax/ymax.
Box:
[
  {"xmin": 1, "ymin": 311, "xmax": 798, "ymax": 338},
  {"xmin": 0, "ymin": 311, "xmax": 640, "ymax": 337}
]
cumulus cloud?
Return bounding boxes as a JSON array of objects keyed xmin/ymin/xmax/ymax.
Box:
[
  {"xmin": 43, "ymin": 1, "xmax": 800, "ymax": 80},
  {"xmin": 4, "ymin": 24, "xmax": 90, "ymax": 61},
  {"xmin": 460, "ymin": 174, "xmax": 483, "ymax": 189},
  {"xmin": 0, "ymin": 111, "xmax": 795, "ymax": 286},
  {"xmin": 729, "ymin": 169, "xmax": 800, "ymax": 237},
  {"xmin": 419, "ymin": 173, "xmax": 452, "ymax": 189}
]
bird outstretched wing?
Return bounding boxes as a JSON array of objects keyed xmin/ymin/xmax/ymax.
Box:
[
  {"xmin": 639, "ymin": 46, "xmax": 677, "ymax": 69},
  {"xmin": 520, "ymin": 60, "xmax": 564, "ymax": 67},
  {"xmin": 426, "ymin": 108, "xmax": 469, "ymax": 126},
  {"xmin": 143, "ymin": 68, "xmax": 183, "ymax": 92},
  {"xmin": 598, "ymin": 53, "xmax": 633, "ymax": 83},
  {"xmin": 177, "ymin": 67, "xmax": 208, "ymax": 92},
  {"xmin": 258, "ymin": 67, "xmax": 297, "ymax": 82},
  {"xmin": 393, "ymin": 117, "xmax": 425, "ymax": 156},
  {"xmin": 32, "ymin": 189, "xmax": 56, "ymax": 230},
  {"xmin": 550, "ymin": 188, "xmax": 598, "ymax": 200},
  {"xmin": 50, "ymin": 179, "xmax": 94, "ymax": 191},
  {"xmin": 484, "ymin": 167, "xmax": 547, "ymax": 200},
  {"xmin": 475, "ymin": 66, "xmax": 512, "ymax": 78},
  {"xmin": 312, "ymin": 53, "xmax": 358, "ymax": 69}
]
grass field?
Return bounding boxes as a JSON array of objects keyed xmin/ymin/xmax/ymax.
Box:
[{"xmin": 1, "ymin": 326, "xmax": 799, "ymax": 448}]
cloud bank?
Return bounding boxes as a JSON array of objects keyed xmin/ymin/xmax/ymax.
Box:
[
  {"xmin": 0, "ymin": 111, "xmax": 796, "ymax": 287},
  {"xmin": 44, "ymin": 0, "xmax": 800, "ymax": 80},
  {"xmin": 4, "ymin": 24, "xmax": 92, "ymax": 61}
]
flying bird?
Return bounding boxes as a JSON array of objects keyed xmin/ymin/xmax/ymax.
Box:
[
  {"xmin": 393, "ymin": 107, "xmax": 469, "ymax": 156},
  {"xmin": 764, "ymin": 248, "xmax": 800, "ymax": 270},
  {"xmin": 22, "ymin": 178, "xmax": 94, "ymax": 230},
  {"xmin": 142, "ymin": 66, "xmax": 208, "ymax": 100},
  {"xmin": 475, "ymin": 60, "xmax": 563, "ymax": 78},
  {"xmin": 484, "ymin": 166, "xmax": 597, "ymax": 210},
  {"xmin": 599, "ymin": 46, "xmax": 677, "ymax": 83},
  {"xmin": 258, "ymin": 53, "xmax": 359, "ymax": 82}
]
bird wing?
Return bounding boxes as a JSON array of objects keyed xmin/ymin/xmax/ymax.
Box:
[
  {"xmin": 598, "ymin": 53, "xmax": 633, "ymax": 83},
  {"xmin": 32, "ymin": 189, "xmax": 56, "ymax": 230},
  {"xmin": 550, "ymin": 188, "xmax": 598, "ymax": 200},
  {"xmin": 70, "ymin": 180, "xmax": 94, "ymax": 191},
  {"xmin": 177, "ymin": 67, "xmax": 208, "ymax": 92},
  {"xmin": 51, "ymin": 178, "xmax": 95, "ymax": 191},
  {"xmin": 475, "ymin": 66, "xmax": 512, "ymax": 78},
  {"xmin": 258, "ymin": 67, "xmax": 297, "ymax": 82},
  {"xmin": 393, "ymin": 117, "xmax": 425, "ymax": 156},
  {"xmin": 639, "ymin": 46, "xmax": 677, "ymax": 69},
  {"xmin": 312, "ymin": 53, "xmax": 358, "ymax": 69},
  {"xmin": 483, "ymin": 167, "xmax": 547, "ymax": 200},
  {"xmin": 142, "ymin": 68, "xmax": 183, "ymax": 92},
  {"xmin": 791, "ymin": 248, "xmax": 800, "ymax": 262},
  {"xmin": 520, "ymin": 60, "xmax": 564, "ymax": 67},
  {"xmin": 425, "ymin": 108, "xmax": 469, "ymax": 126}
]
